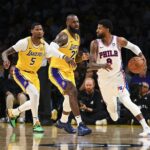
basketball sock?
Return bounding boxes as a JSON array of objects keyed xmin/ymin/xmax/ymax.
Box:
[
  {"xmin": 140, "ymin": 119, "xmax": 149, "ymax": 131},
  {"xmin": 13, "ymin": 101, "xmax": 31, "ymax": 117},
  {"xmin": 33, "ymin": 117, "xmax": 39, "ymax": 125},
  {"xmin": 60, "ymin": 114, "xmax": 69, "ymax": 123},
  {"xmin": 75, "ymin": 115, "xmax": 82, "ymax": 126},
  {"xmin": 60, "ymin": 95, "xmax": 71, "ymax": 123},
  {"xmin": 12, "ymin": 108, "xmax": 20, "ymax": 116},
  {"xmin": 26, "ymin": 84, "xmax": 40, "ymax": 125}
]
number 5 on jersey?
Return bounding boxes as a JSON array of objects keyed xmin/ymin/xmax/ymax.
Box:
[{"xmin": 30, "ymin": 57, "xmax": 36, "ymax": 65}]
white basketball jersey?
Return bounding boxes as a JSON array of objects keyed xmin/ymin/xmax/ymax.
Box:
[{"xmin": 97, "ymin": 35, "xmax": 123, "ymax": 78}]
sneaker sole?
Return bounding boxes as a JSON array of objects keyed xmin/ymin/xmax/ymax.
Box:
[
  {"xmin": 33, "ymin": 130, "xmax": 44, "ymax": 133},
  {"xmin": 64, "ymin": 128, "xmax": 76, "ymax": 134},
  {"xmin": 55, "ymin": 122, "xmax": 76, "ymax": 134},
  {"xmin": 78, "ymin": 130, "xmax": 92, "ymax": 136}
]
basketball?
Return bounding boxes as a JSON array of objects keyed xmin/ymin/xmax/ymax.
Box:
[{"xmin": 128, "ymin": 56, "xmax": 145, "ymax": 74}]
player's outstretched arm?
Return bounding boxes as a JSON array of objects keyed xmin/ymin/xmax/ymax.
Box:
[
  {"xmin": 2, "ymin": 47, "xmax": 16, "ymax": 69},
  {"xmin": 87, "ymin": 40, "xmax": 112, "ymax": 71},
  {"xmin": 118, "ymin": 37, "xmax": 147, "ymax": 72}
]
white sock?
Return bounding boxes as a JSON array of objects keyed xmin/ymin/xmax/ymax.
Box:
[
  {"xmin": 140, "ymin": 119, "xmax": 149, "ymax": 130},
  {"xmin": 12, "ymin": 108, "xmax": 20, "ymax": 116},
  {"xmin": 75, "ymin": 115, "xmax": 82, "ymax": 126},
  {"xmin": 26, "ymin": 84, "xmax": 40, "ymax": 125},
  {"xmin": 60, "ymin": 114, "xmax": 69, "ymax": 123}
]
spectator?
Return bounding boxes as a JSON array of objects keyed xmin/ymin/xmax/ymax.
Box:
[
  {"xmin": 78, "ymin": 77, "xmax": 108, "ymax": 125},
  {"xmin": 132, "ymin": 82, "xmax": 150, "ymax": 124}
]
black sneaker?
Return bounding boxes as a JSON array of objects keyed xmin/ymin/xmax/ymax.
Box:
[
  {"xmin": 77, "ymin": 122, "xmax": 92, "ymax": 136},
  {"xmin": 56, "ymin": 120, "xmax": 76, "ymax": 134}
]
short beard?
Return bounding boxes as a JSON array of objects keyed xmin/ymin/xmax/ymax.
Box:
[
  {"xmin": 97, "ymin": 34, "xmax": 105, "ymax": 39},
  {"xmin": 69, "ymin": 26, "xmax": 80, "ymax": 35}
]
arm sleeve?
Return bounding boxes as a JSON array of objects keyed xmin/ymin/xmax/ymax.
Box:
[
  {"xmin": 12, "ymin": 38, "xmax": 28, "ymax": 52},
  {"xmin": 124, "ymin": 41, "xmax": 141, "ymax": 55},
  {"xmin": 45, "ymin": 42, "xmax": 65, "ymax": 58}
]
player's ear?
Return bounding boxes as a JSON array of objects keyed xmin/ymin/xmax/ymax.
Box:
[
  {"xmin": 66, "ymin": 20, "xmax": 69, "ymax": 26},
  {"xmin": 31, "ymin": 29, "xmax": 33, "ymax": 34}
]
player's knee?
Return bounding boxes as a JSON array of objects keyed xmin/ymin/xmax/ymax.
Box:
[
  {"xmin": 32, "ymin": 91, "xmax": 39, "ymax": 100},
  {"xmin": 121, "ymin": 96, "xmax": 141, "ymax": 116},
  {"xmin": 65, "ymin": 81, "xmax": 77, "ymax": 96}
]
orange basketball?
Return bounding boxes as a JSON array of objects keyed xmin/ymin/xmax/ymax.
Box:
[{"xmin": 128, "ymin": 56, "xmax": 145, "ymax": 74}]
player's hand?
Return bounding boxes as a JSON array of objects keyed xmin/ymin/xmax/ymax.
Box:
[
  {"xmin": 101, "ymin": 63, "xmax": 112, "ymax": 71},
  {"xmin": 138, "ymin": 53, "xmax": 147, "ymax": 74},
  {"xmin": 82, "ymin": 52, "xmax": 89, "ymax": 61},
  {"xmin": 3, "ymin": 60, "xmax": 10, "ymax": 69},
  {"xmin": 63, "ymin": 55, "xmax": 76, "ymax": 68}
]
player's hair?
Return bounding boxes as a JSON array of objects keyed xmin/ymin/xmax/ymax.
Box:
[
  {"xmin": 66, "ymin": 14, "xmax": 77, "ymax": 20},
  {"xmin": 31, "ymin": 22, "xmax": 42, "ymax": 30},
  {"xmin": 98, "ymin": 19, "xmax": 113, "ymax": 33},
  {"xmin": 85, "ymin": 77, "xmax": 95, "ymax": 86}
]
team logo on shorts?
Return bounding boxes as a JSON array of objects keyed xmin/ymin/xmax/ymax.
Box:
[
  {"xmin": 62, "ymin": 81, "xmax": 66, "ymax": 88},
  {"xmin": 24, "ymin": 81, "xmax": 27, "ymax": 86}
]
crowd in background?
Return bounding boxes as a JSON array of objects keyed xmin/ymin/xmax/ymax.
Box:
[{"xmin": 0, "ymin": 0, "xmax": 150, "ymax": 125}]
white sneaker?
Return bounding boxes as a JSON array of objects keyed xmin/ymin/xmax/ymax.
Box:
[
  {"xmin": 139, "ymin": 127, "xmax": 150, "ymax": 137},
  {"xmin": 95, "ymin": 120, "xmax": 103, "ymax": 125},
  {"xmin": 95, "ymin": 119, "xmax": 107, "ymax": 126},
  {"xmin": 102, "ymin": 119, "xmax": 107, "ymax": 125}
]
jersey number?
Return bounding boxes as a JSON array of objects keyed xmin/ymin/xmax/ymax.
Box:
[
  {"xmin": 71, "ymin": 51, "xmax": 77, "ymax": 59},
  {"xmin": 30, "ymin": 58, "xmax": 36, "ymax": 65},
  {"xmin": 106, "ymin": 58, "xmax": 112, "ymax": 64}
]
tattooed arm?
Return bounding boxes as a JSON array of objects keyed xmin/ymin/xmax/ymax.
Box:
[
  {"xmin": 87, "ymin": 40, "xmax": 112, "ymax": 71},
  {"xmin": 2, "ymin": 47, "xmax": 16, "ymax": 69},
  {"xmin": 47, "ymin": 32, "xmax": 76, "ymax": 67}
]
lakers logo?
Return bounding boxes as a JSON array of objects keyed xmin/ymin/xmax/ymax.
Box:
[
  {"xmin": 24, "ymin": 81, "xmax": 27, "ymax": 86},
  {"xmin": 62, "ymin": 81, "xmax": 66, "ymax": 88}
]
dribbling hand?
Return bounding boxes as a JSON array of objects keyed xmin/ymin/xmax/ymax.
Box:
[
  {"xmin": 101, "ymin": 63, "xmax": 112, "ymax": 71},
  {"xmin": 3, "ymin": 60, "xmax": 10, "ymax": 69}
]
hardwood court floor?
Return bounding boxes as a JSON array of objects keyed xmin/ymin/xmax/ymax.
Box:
[{"xmin": 0, "ymin": 123, "xmax": 150, "ymax": 150}]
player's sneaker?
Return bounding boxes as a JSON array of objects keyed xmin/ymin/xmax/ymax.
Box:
[
  {"xmin": 55, "ymin": 120, "xmax": 76, "ymax": 134},
  {"xmin": 33, "ymin": 121, "xmax": 44, "ymax": 133},
  {"xmin": 7, "ymin": 109, "xmax": 18, "ymax": 128},
  {"xmin": 77, "ymin": 122, "xmax": 92, "ymax": 136},
  {"xmin": 139, "ymin": 127, "xmax": 150, "ymax": 137}
]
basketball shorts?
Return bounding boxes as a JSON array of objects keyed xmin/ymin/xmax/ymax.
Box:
[
  {"xmin": 13, "ymin": 67, "xmax": 40, "ymax": 92},
  {"xmin": 49, "ymin": 68, "xmax": 75, "ymax": 94}
]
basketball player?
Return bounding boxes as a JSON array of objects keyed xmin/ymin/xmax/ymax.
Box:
[
  {"xmin": 2, "ymin": 23, "xmax": 74, "ymax": 133},
  {"xmin": 88, "ymin": 19, "xmax": 150, "ymax": 137},
  {"xmin": 48, "ymin": 14, "xmax": 97, "ymax": 136}
]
